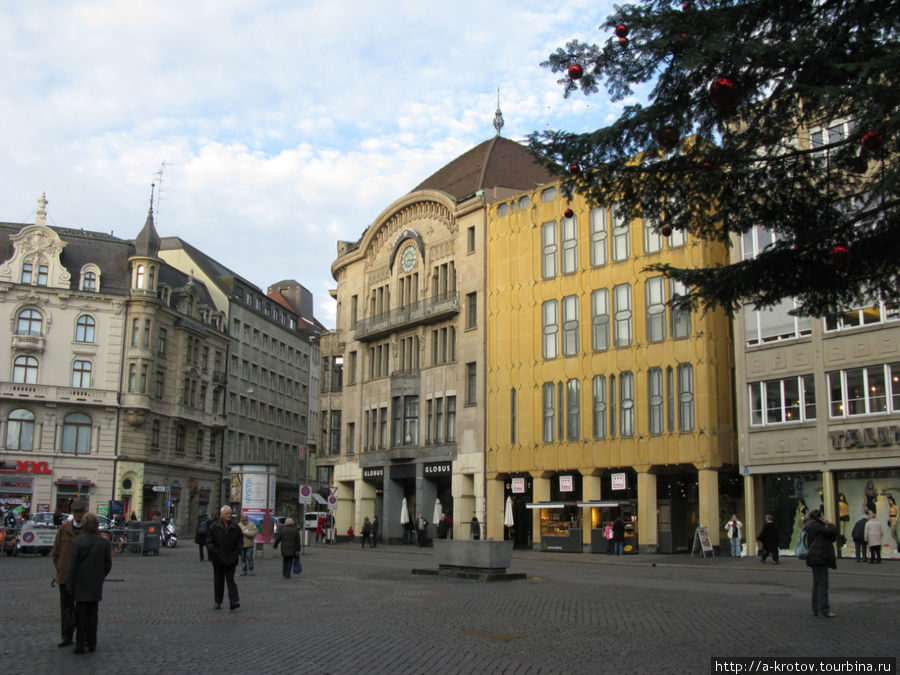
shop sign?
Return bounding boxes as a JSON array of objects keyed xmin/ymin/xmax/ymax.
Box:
[
  {"xmin": 0, "ymin": 460, "xmax": 52, "ymax": 475},
  {"xmin": 151, "ymin": 485, "xmax": 169, "ymax": 492},
  {"xmin": 828, "ymin": 426, "xmax": 900, "ymax": 450},
  {"xmin": 424, "ymin": 461, "xmax": 451, "ymax": 476},
  {"xmin": 611, "ymin": 473, "xmax": 628, "ymax": 490},
  {"xmin": 559, "ymin": 475, "xmax": 574, "ymax": 492},
  {"xmin": 511, "ymin": 477, "xmax": 526, "ymax": 494},
  {"xmin": 0, "ymin": 478, "xmax": 33, "ymax": 491},
  {"xmin": 362, "ymin": 467, "xmax": 384, "ymax": 482}
]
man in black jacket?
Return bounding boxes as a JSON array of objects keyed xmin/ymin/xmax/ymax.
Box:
[
  {"xmin": 803, "ymin": 509, "xmax": 838, "ymax": 618},
  {"xmin": 67, "ymin": 513, "xmax": 111, "ymax": 653},
  {"xmin": 207, "ymin": 506, "xmax": 242, "ymax": 610}
]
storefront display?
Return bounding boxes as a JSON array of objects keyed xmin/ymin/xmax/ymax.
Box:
[{"xmin": 531, "ymin": 504, "xmax": 582, "ymax": 553}]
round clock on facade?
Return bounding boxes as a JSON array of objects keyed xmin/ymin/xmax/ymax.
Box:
[{"xmin": 400, "ymin": 245, "xmax": 417, "ymax": 273}]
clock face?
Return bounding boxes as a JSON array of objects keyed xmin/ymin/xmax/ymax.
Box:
[{"xmin": 400, "ymin": 245, "xmax": 417, "ymax": 273}]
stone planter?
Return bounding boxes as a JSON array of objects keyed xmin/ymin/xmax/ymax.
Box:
[{"xmin": 417, "ymin": 540, "xmax": 523, "ymax": 581}]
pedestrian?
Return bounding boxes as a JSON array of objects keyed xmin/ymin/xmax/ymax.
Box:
[
  {"xmin": 51, "ymin": 499, "xmax": 86, "ymax": 648},
  {"xmin": 851, "ymin": 514, "xmax": 869, "ymax": 562},
  {"xmin": 195, "ymin": 512, "xmax": 210, "ymax": 561},
  {"xmin": 130, "ymin": 512, "xmax": 138, "ymax": 521},
  {"xmin": 371, "ymin": 516, "xmax": 379, "ymax": 548},
  {"xmin": 612, "ymin": 516, "xmax": 625, "ymax": 556},
  {"xmin": 402, "ymin": 519, "xmax": 413, "ymax": 544},
  {"xmin": 274, "ymin": 517, "xmax": 301, "ymax": 578},
  {"xmin": 757, "ymin": 514, "xmax": 780, "ymax": 564},
  {"xmin": 864, "ymin": 512, "xmax": 884, "ymax": 564},
  {"xmin": 238, "ymin": 512, "xmax": 258, "ymax": 576},
  {"xmin": 724, "ymin": 514, "xmax": 743, "ymax": 557},
  {"xmin": 436, "ymin": 513, "xmax": 450, "ymax": 540},
  {"xmin": 361, "ymin": 517, "xmax": 373, "ymax": 548},
  {"xmin": 604, "ymin": 521, "xmax": 614, "ymax": 554},
  {"xmin": 415, "ymin": 513, "xmax": 429, "ymax": 547},
  {"xmin": 888, "ymin": 495, "xmax": 899, "ymax": 550},
  {"xmin": 470, "ymin": 515, "xmax": 481, "ymax": 541},
  {"xmin": 66, "ymin": 513, "xmax": 111, "ymax": 654},
  {"xmin": 803, "ymin": 509, "xmax": 838, "ymax": 618},
  {"xmin": 315, "ymin": 514, "xmax": 325, "ymax": 543},
  {"xmin": 207, "ymin": 505, "xmax": 242, "ymax": 610}
]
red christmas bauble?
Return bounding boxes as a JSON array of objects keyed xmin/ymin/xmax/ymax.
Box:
[
  {"xmin": 619, "ymin": 37, "xmax": 629, "ymax": 47},
  {"xmin": 702, "ymin": 161, "xmax": 715, "ymax": 172},
  {"xmin": 568, "ymin": 163, "xmax": 582, "ymax": 176},
  {"xmin": 829, "ymin": 245, "xmax": 851, "ymax": 265},
  {"xmin": 615, "ymin": 24, "xmax": 629, "ymax": 38},
  {"xmin": 564, "ymin": 208, "xmax": 574, "ymax": 219},
  {"xmin": 682, "ymin": 2, "xmax": 690, "ymax": 9},
  {"xmin": 568, "ymin": 64, "xmax": 583, "ymax": 80},
  {"xmin": 709, "ymin": 78, "xmax": 740, "ymax": 109},
  {"xmin": 656, "ymin": 128, "xmax": 678, "ymax": 150},
  {"xmin": 661, "ymin": 226, "xmax": 672, "ymax": 237},
  {"xmin": 861, "ymin": 131, "xmax": 884, "ymax": 152}
]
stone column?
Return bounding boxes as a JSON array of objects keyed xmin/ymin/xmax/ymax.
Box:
[
  {"xmin": 356, "ymin": 479, "xmax": 376, "ymax": 535},
  {"xmin": 582, "ymin": 473, "xmax": 603, "ymax": 549},
  {"xmin": 486, "ymin": 477, "xmax": 505, "ymax": 541},
  {"xmin": 636, "ymin": 470, "xmax": 657, "ymax": 554},
  {"xmin": 531, "ymin": 474, "xmax": 550, "ymax": 551},
  {"xmin": 743, "ymin": 473, "xmax": 758, "ymax": 558},
  {"xmin": 697, "ymin": 467, "xmax": 720, "ymax": 547},
  {"xmin": 820, "ymin": 470, "xmax": 836, "ymax": 523}
]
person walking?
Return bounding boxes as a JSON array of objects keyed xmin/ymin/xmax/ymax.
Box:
[
  {"xmin": 888, "ymin": 495, "xmax": 899, "ymax": 550},
  {"xmin": 803, "ymin": 509, "xmax": 838, "ymax": 618},
  {"xmin": 757, "ymin": 514, "xmax": 780, "ymax": 564},
  {"xmin": 195, "ymin": 513, "xmax": 210, "ymax": 561},
  {"xmin": 207, "ymin": 505, "xmax": 242, "ymax": 610},
  {"xmin": 66, "ymin": 513, "xmax": 112, "ymax": 654},
  {"xmin": 315, "ymin": 514, "xmax": 325, "ymax": 543},
  {"xmin": 274, "ymin": 517, "xmax": 302, "ymax": 578},
  {"xmin": 238, "ymin": 512, "xmax": 258, "ymax": 576},
  {"xmin": 724, "ymin": 514, "xmax": 743, "ymax": 557},
  {"xmin": 612, "ymin": 516, "xmax": 626, "ymax": 556},
  {"xmin": 415, "ymin": 513, "xmax": 429, "ymax": 547},
  {"xmin": 470, "ymin": 515, "xmax": 481, "ymax": 541},
  {"xmin": 851, "ymin": 514, "xmax": 869, "ymax": 562},
  {"xmin": 52, "ymin": 500, "xmax": 86, "ymax": 648},
  {"xmin": 864, "ymin": 512, "xmax": 884, "ymax": 564},
  {"xmin": 371, "ymin": 516, "xmax": 379, "ymax": 548},
  {"xmin": 436, "ymin": 513, "xmax": 450, "ymax": 540},
  {"xmin": 361, "ymin": 517, "xmax": 373, "ymax": 548}
]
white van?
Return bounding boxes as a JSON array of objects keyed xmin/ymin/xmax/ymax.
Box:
[{"xmin": 303, "ymin": 511, "xmax": 327, "ymax": 530}]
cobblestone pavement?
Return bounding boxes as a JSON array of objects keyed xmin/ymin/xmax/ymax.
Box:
[{"xmin": 3, "ymin": 541, "xmax": 897, "ymax": 674}]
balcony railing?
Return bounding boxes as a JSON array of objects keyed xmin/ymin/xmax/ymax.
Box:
[
  {"xmin": 0, "ymin": 382, "xmax": 117, "ymax": 406},
  {"xmin": 354, "ymin": 292, "xmax": 459, "ymax": 341},
  {"xmin": 12, "ymin": 331, "xmax": 44, "ymax": 352}
]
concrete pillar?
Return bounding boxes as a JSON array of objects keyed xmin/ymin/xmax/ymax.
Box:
[
  {"xmin": 486, "ymin": 478, "xmax": 504, "ymax": 541},
  {"xmin": 356, "ymin": 480, "xmax": 376, "ymax": 534},
  {"xmin": 532, "ymin": 475, "xmax": 550, "ymax": 551},
  {"xmin": 637, "ymin": 471, "xmax": 657, "ymax": 554},
  {"xmin": 743, "ymin": 473, "xmax": 758, "ymax": 557},
  {"xmin": 697, "ymin": 468, "xmax": 720, "ymax": 547},
  {"xmin": 821, "ymin": 470, "xmax": 836, "ymax": 523},
  {"xmin": 455, "ymin": 473, "xmax": 475, "ymax": 541},
  {"xmin": 582, "ymin": 474, "xmax": 603, "ymax": 547}
]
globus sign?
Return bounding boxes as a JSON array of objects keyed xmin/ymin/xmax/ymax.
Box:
[{"xmin": 0, "ymin": 460, "xmax": 53, "ymax": 474}]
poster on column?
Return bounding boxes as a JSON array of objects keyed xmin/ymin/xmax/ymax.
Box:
[
  {"xmin": 244, "ymin": 508, "xmax": 266, "ymax": 545},
  {"xmin": 241, "ymin": 472, "xmax": 273, "ymax": 544}
]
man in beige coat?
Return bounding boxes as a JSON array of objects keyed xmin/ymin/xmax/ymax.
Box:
[
  {"xmin": 239, "ymin": 512, "xmax": 258, "ymax": 576},
  {"xmin": 51, "ymin": 500, "xmax": 86, "ymax": 647},
  {"xmin": 864, "ymin": 512, "xmax": 884, "ymax": 564}
]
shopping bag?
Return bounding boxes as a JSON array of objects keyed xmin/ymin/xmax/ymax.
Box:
[{"xmin": 292, "ymin": 555, "xmax": 303, "ymax": 575}]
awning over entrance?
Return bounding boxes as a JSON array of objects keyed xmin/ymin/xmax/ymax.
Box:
[
  {"xmin": 312, "ymin": 493, "xmax": 328, "ymax": 505},
  {"xmin": 525, "ymin": 502, "xmax": 567, "ymax": 509},
  {"xmin": 576, "ymin": 501, "xmax": 625, "ymax": 508}
]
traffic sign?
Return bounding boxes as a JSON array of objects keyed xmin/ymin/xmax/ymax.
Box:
[
  {"xmin": 328, "ymin": 486, "xmax": 338, "ymax": 497},
  {"xmin": 328, "ymin": 495, "xmax": 338, "ymax": 507},
  {"xmin": 299, "ymin": 484, "xmax": 312, "ymax": 505}
]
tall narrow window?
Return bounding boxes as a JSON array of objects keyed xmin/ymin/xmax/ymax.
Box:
[
  {"xmin": 609, "ymin": 375, "xmax": 616, "ymax": 438},
  {"xmin": 644, "ymin": 216, "xmax": 663, "ymax": 254},
  {"xmin": 566, "ymin": 379, "xmax": 581, "ymax": 440},
  {"xmin": 131, "ymin": 318, "xmax": 140, "ymax": 347},
  {"xmin": 646, "ymin": 277, "xmax": 667, "ymax": 342},
  {"xmin": 666, "ymin": 367, "xmax": 675, "ymax": 432},
  {"xmin": 75, "ymin": 315, "xmax": 95, "ymax": 343},
  {"xmin": 561, "ymin": 213, "xmax": 578, "ymax": 274},
  {"xmin": 542, "ymin": 300, "xmax": 559, "ymax": 359},
  {"xmin": 510, "ymin": 388, "xmax": 517, "ymax": 444},
  {"xmin": 592, "ymin": 375, "xmax": 607, "ymax": 439},
  {"xmin": 562, "ymin": 295, "xmax": 579, "ymax": 356},
  {"xmin": 648, "ymin": 368, "xmax": 664, "ymax": 434},
  {"xmin": 542, "ymin": 382, "xmax": 555, "ymax": 443},
  {"xmin": 62, "ymin": 413, "xmax": 92, "ymax": 454},
  {"xmin": 620, "ymin": 372, "xmax": 635, "ymax": 437},
  {"xmin": 671, "ymin": 280, "xmax": 692, "ymax": 338},
  {"xmin": 135, "ymin": 265, "xmax": 145, "ymax": 289},
  {"xmin": 591, "ymin": 289, "xmax": 610, "ymax": 352},
  {"xmin": 13, "ymin": 356, "xmax": 38, "ymax": 384},
  {"xmin": 36, "ymin": 265, "xmax": 48, "ymax": 286},
  {"xmin": 611, "ymin": 204, "xmax": 630, "ymax": 261},
  {"xmin": 434, "ymin": 398, "xmax": 444, "ymax": 444},
  {"xmin": 403, "ymin": 396, "xmax": 418, "ymax": 445},
  {"xmin": 613, "ymin": 284, "xmax": 633, "ymax": 348},
  {"xmin": 143, "ymin": 319, "xmax": 151, "ymax": 348},
  {"xmin": 151, "ymin": 420, "xmax": 160, "ymax": 449},
  {"xmin": 7, "ymin": 409, "xmax": 35, "ymax": 450},
  {"xmin": 590, "ymin": 207, "xmax": 608, "ymax": 267},
  {"xmin": 466, "ymin": 292, "xmax": 477, "ymax": 329},
  {"xmin": 466, "ymin": 363, "xmax": 477, "ymax": 405},
  {"xmin": 446, "ymin": 397, "xmax": 456, "ymax": 442},
  {"xmin": 678, "ymin": 364, "xmax": 695, "ymax": 431},
  {"xmin": 82, "ymin": 271, "xmax": 97, "ymax": 291},
  {"xmin": 541, "ymin": 221, "xmax": 557, "ymax": 279},
  {"xmin": 21, "ymin": 262, "xmax": 33, "ymax": 284},
  {"xmin": 72, "ymin": 360, "xmax": 92, "ymax": 388}
]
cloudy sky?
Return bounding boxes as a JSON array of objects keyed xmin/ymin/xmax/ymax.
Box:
[{"xmin": 0, "ymin": 0, "xmax": 624, "ymax": 327}]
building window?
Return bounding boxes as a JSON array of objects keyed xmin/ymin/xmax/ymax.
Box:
[
  {"xmin": 175, "ymin": 425, "xmax": 185, "ymax": 453},
  {"xmin": 542, "ymin": 300, "xmax": 559, "ymax": 359},
  {"xmin": 611, "ymin": 204, "xmax": 630, "ymax": 262},
  {"xmin": 75, "ymin": 315, "xmax": 95, "ymax": 343},
  {"xmin": 745, "ymin": 299, "xmax": 812, "ymax": 345},
  {"xmin": 155, "ymin": 370, "xmax": 164, "ymax": 399},
  {"xmin": 128, "ymin": 364, "xmax": 137, "ymax": 392},
  {"xmin": 543, "ymin": 382, "xmax": 556, "ymax": 443},
  {"xmin": 151, "ymin": 419, "xmax": 160, "ymax": 449},
  {"xmin": 828, "ymin": 363, "xmax": 897, "ymax": 417},
  {"xmin": 467, "ymin": 226, "xmax": 476, "ymax": 253},
  {"xmin": 825, "ymin": 300, "xmax": 899, "ymax": 332},
  {"xmin": 82, "ymin": 271, "xmax": 97, "ymax": 291},
  {"xmin": 158, "ymin": 328, "xmax": 167, "ymax": 356},
  {"xmin": 590, "ymin": 207, "xmax": 608, "ymax": 267},
  {"xmin": 446, "ymin": 396, "xmax": 456, "ymax": 442},
  {"xmin": 667, "ymin": 226, "xmax": 686, "ymax": 248},
  {"xmin": 592, "ymin": 375, "xmax": 607, "ymax": 439},
  {"xmin": 6, "ymin": 409, "xmax": 34, "ymax": 450},
  {"xmin": 16, "ymin": 309, "xmax": 42, "ymax": 336},
  {"xmin": 670, "ymin": 280, "xmax": 691, "ymax": 339},
  {"xmin": 466, "ymin": 363, "xmax": 477, "ymax": 406},
  {"xmin": 562, "ymin": 295, "xmax": 579, "ymax": 356},
  {"xmin": 510, "ymin": 388, "xmax": 517, "ymax": 445},
  {"xmin": 196, "ymin": 430, "xmax": 204, "ymax": 457},
  {"xmin": 620, "ymin": 371, "xmax": 635, "ymax": 437},
  {"xmin": 541, "ymin": 221, "xmax": 557, "ymax": 279},
  {"xmin": 62, "ymin": 413, "xmax": 92, "ymax": 454},
  {"xmin": 648, "ymin": 367, "xmax": 664, "ymax": 434},
  {"xmin": 13, "ymin": 356, "xmax": 38, "ymax": 384},
  {"xmin": 644, "ymin": 216, "xmax": 663, "ymax": 254},
  {"xmin": 613, "ymin": 284, "xmax": 633, "ymax": 348},
  {"xmin": 677, "ymin": 364, "xmax": 695, "ymax": 431},
  {"xmin": 750, "ymin": 374, "xmax": 816, "ymax": 426},
  {"xmin": 130, "ymin": 318, "xmax": 140, "ymax": 347},
  {"xmin": 591, "ymin": 289, "xmax": 610, "ymax": 352},
  {"xmin": 401, "ymin": 397, "xmax": 418, "ymax": 445},
  {"xmin": 135, "ymin": 265, "xmax": 145, "ymax": 289},
  {"xmin": 21, "ymin": 263, "xmax": 32, "ymax": 284},
  {"xmin": 609, "ymin": 375, "xmax": 616, "ymax": 438},
  {"xmin": 143, "ymin": 319, "xmax": 151, "ymax": 348},
  {"xmin": 561, "ymin": 213, "xmax": 578, "ymax": 274},
  {"xmin": 346, "ymin": 422, "xmax": 355, "ymax": 454},
  {"xmin": 646, "ymin": 277, "xmax": 667, "ymax": 342},
  {"xmin": 348, "ymin": 351, "xmax": 357, "ymax": 385},
  {"xmin": 72, "ymin": 360, "xmax": 92, "ymax": 388},
  {"xmin": 36, "ymin": 265, "xmax": 48, "ymax": 286},
  {"xmin": 465, "ymin": 292, "xmax": 477, "ymax": 330},
  {"xmin": 566, "ymin": 379, "xmax": 581, "ymax": 440},
  {"xmin": 666, "ymin": 367, "xmax": 675, "ymax": 432},
  {"xmin": 329, "ymin": 411, "xmax": 342, "ymax": 454},
  {"xmin": 742, "ymin": 225, "xmax": 779, "ymax": 260}
]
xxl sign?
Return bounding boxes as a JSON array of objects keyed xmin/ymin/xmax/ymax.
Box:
[
  {"xmin": 0, "ymin": 461, "xmax": 53, "ymax": 474},
  {"xmin": 828, "ymin": 425, "xmax": 900, "ymax": 449}
]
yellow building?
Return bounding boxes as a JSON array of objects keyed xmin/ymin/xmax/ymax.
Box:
[{"xmin": 485, "ymin": 178, "xmax": 737, "ymax": 553}]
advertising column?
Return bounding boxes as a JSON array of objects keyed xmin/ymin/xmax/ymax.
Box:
[{"xmin": 231, "ymin": 464, "xmax": 276, "ymax": 546}]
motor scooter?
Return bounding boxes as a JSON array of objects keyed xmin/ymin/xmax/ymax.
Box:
[
  {"xmin": 2, "ymin": 522, "xmax": 19, "ymax": 556},
  {"xmin": 161, "ymin": 519, "xmax": 178, "ymax": 548}
]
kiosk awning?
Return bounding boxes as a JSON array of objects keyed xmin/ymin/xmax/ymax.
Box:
[
  {"xmin": 525, "ymin": 502, "xmax": 566, "ymax": 510},
  {"xmin": 576, "ymin": 501, "xmax": 623, "ymax": 508}
]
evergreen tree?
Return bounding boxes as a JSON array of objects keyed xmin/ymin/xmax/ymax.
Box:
[{"xmin": 530, "ymin": 0, "xmax": 899, "ymax": 317}]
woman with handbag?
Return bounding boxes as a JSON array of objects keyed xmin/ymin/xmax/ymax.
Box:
[{"xmin": 274, "ymin": 518, "xmax": 302, "ymax": 579}]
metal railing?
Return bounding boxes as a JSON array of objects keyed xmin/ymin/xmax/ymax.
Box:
[{"xmin": 354, "ymin": 292, "xmax": 459, "ymax": 341}]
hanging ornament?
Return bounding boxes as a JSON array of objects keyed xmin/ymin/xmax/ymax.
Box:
[
  {"xmin": 829, "ymin": 245, "xmax": 852, "ymax": 265},
  {"xmin": 861, "ymin": 131, "xmax": 884, "ymax": 153},
  {"xmin": 564, "ymin": 208, "xmax": 574, "ymax": 219},
  {"xmin": 615, "ymin": 24, "xmax": 629, "ymax": 38},
  {"xmin": 661, "ymin": 226, "xmax": 672, "ymax": 237},
  {"xmin": 567, "ymin": 64, "xmax": 583, "ymax": 80},
  {"xmin": 682, "ymin": 2, "xmax": 691, "ymax": 9},
  {"xmin": 702, "ymin": 161, "xmax": 715, "ymax": 172},
  {"xmin": 568, "ymin": 163, "xmax": 582, "ymax": 176},
  {"xmin": 656, "ymin": 127, "xmax": 678, "ymax": 150},
  {"xmin": 619, "ymin": 37, "xmax": 629, "ymax": 47},
  {"xmin": 709, "ymin": 78, "xmax": 740, "ymax": 110}
]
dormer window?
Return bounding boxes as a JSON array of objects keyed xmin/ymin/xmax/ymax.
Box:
[
  {"xmin": 21, "ymin": 263, "xmax": 32, "ymax": 284},
  {"xmin": 36, "ymin": 265, "xmax": 48, "ymax": 286},
  {"xmin": 83, "ymin": 271, "xmax": 97, "ymax": 291}
]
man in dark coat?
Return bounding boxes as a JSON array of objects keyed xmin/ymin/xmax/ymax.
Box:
[
  {"xmin": 274, "ymin": 517, "xmax": 302, "ymax": 578},
  {"xmin": 371, "ymin": 516, "xmax": 379, "ymax": 548},
  {"xmin": 851, "ymin": 515, "xmax": 869, "ymax": 562},
  {"xmin": 757, "ymin": 514, "xmax": 781, "ymax": 564},
  {"xmin": 436, "ymin": 513, "xmax": 450, "ymax": 539},
  {"xmin": 195, "ymin": 513, "xmax": 210, "ymax": 561},
  {"xmin": 66, "ymin": 513, "xmax": 112, "ymax": 654},
  {"xmin": 803, "ymin": 509, "xmax": 838, "ymax": 618},
  {"xmin": 415, "ymin": 513, "xmax": 429, "ymax": 547},
  {"xmin": 51, "ymin": 500, "xmax": 86, "ymax": 648},
  {"xmin": 207, "ymin": 506, "xmax": 242, "ymax": 610}
]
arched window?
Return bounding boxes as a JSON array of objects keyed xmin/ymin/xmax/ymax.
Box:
[
  {"xmin": 6, "ymin": 409, "xmax": 35, "ymax": 450},
  {"xmin": 82, "ymin": 271, "xmax": 97, "ymax": 291},
  {"xmin": 13, "ymin": 356, "xmax": 39, "ymax": 384},
  {"xmin": 16, "ymin": 309, "xmax": 43, "ymax": 336},
  {"xmin": 148, "ymin": 266, "xmax": 155, "ymax": 291},
  {"xmin": 135, "ymin": 265, "xmax": 145, "ymax": 289},
  {"xmin": 62, "ymin": 412, "xmax": 92, "ymax": 454},
  {"xmin": 72, "ymin": 360, "xmax": 92, "ymax": 388},
  {"xmin": 75, "ymin": 315, "xmax": 95, "ymax": 343}
]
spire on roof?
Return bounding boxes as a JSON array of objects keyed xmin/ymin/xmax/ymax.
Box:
[
  {"xmin": 36, "ymin": 193, "xmax": 47, "ymax": 226},
  {"xmin": 493, "ymin": 88, "xmax": 504, "ymax": 137},
  {"xmin": 134, "ymin": 184, "xmax": 161, "ymax": 257}
]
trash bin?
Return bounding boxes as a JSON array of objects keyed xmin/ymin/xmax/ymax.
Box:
[
  {"xmin": 125, "ymin": 521, "xmax": 144, "ymax": 554},
  {"xmin": 142, "ymin": 521, "xmax": 161, "ymax": 556}
]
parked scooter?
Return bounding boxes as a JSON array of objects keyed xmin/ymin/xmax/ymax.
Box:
[
  {"xmin": 2, "ymin": 522, "xmax": 19, "ymax": 556},
  {"xmin": 161, "ymin": 519, "xmax": 178, "ymax": 548}
]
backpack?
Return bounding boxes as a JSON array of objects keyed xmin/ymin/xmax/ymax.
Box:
[
  {"xmin": 198, "ymin": 519, "xmax": 209, "ymax": 536},
  {"xmin": 795, "ymin": 530, "xmax": 808, "ymax": 559}
]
